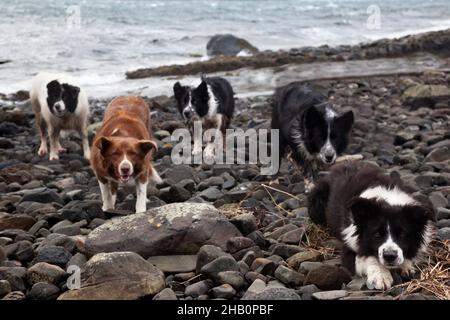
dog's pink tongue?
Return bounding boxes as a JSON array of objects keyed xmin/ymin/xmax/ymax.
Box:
[{"xmin": 120, "ymin": 175, "xmax": 130, "ymax": 182}]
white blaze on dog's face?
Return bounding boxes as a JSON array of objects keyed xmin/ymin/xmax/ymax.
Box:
[
  {"xmin": 302, "ymin": 106, "xmax": 354, "ymax": 165},
  {"xmin": 378, "ymin": 225, "xmax": 404, "ymax": 267},
  {"xmin": 96, "ymin": 136, "xmax": 157, "ymax": 184},
  {"xmin": 349, "ymin": 189, "xmax": 433, "ymax": 268}
]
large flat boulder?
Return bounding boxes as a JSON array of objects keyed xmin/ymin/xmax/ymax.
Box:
[
  {"xmin": 85, "ymin": 203, "xmax": 242, "ymax": 258},
  {"xmin": 58, "ymin": 252, "xmax": 165, "ymax": 300}
]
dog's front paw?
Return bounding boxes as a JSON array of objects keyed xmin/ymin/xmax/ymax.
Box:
[
  {"xmin": 304, "ymin": 178, "xmax": 315, "ymax": 194},
  {"xmin": 399, "ymin": 261, "xmax": 416, "ymax": 278},
  {"xmin": 366, "ymin": 268, "xmax": 394, "ymax": 290},
  {"xmin": 49, "ymin": 153, "xmax": 59, "ymax": 161},
  {"xmin": 38, "ymin": 145, "xmax": 48, "ymax": 156}
]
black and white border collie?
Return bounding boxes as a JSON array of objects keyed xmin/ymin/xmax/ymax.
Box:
[
  {"xmin": 308, "ymin": 161, "xmax": 435, "ymax": 290},
  {"xmin": 30, "ymin": 72, "xmax": 90, "ymax": 161},
  {"xmin": 271, "ymin": 82, "xmax": 354, "ymax": 190},
  {"xmin": 173, "ymin": 76, "xmax": 234, "ymax": 159}
]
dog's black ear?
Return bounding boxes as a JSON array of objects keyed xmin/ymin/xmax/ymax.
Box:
[
  {"xmin": 46, "ymin": 80, "xmax": 61, "ymax": 97},
  {"xmin": 173, "ymin": 82, "xmax": 184, "ymax": 99},
  {"xmin": 403, "ymin": 205, "xmax": 436, "ymax": 223},
  {"xmin": 96, "ymin": 136, "xmax": 112, "ymax": 155},
  {"xmin": 304, "ymin": 106, "xmax": 324, "ymax": 129},
  {"xmin": 335, "ymin": 110, "xmax": 354, "ymax": 133},
  {"xmin": 62, "ymin": 84, "xmax": 80, "ymax": 99},
  {"xmin": 348, "ymin": 197, "xmax": 378, "ymax": 225},
  {"xmin": 196, "ymin": 80, "xmax": 208, "ymax": 95}
]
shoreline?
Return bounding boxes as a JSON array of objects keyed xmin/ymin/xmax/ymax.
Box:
[{"xmin": 126, "ymin": 28, "xmax": 450, "ymax": 80}]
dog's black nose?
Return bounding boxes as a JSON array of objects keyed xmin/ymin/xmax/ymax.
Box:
[
  {"xmin": 383, "ymin": 250, "xmax": 398, "ymax": 263},
  {"xmin": 54, "ymin": 104, "xmax": 61, "ymax": 111},
  {"xmin": 325, "ymin": 155, "xmax": 334, "ymax": 163},
  {"xmin": 183, "ymin": 110, "xmax": 193, "ymax": 118},
  {"xmin": 121, "ymin": 167, "xmax": 130, "ymax": 175}
]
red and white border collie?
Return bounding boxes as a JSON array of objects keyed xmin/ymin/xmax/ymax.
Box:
[{"xmin": 91, "ymin": 96, "xmax": 161, "ymax": 213}]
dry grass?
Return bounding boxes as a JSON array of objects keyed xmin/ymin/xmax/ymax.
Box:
[
  {"xmin": 219, "ymin": 203, "xmax": 253, "ymax": 219},
  {"xmin": 300, "ymin": 223, "xmax": 338, "ymax": 259},
  {"xmin": 393, "ymin": 240, "xmax": 450, "ymax": 300}
]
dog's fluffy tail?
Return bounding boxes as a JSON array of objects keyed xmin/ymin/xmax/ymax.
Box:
[{"xmin": 307, "ymin": 179, "xmax": 330, "ymax": 226}]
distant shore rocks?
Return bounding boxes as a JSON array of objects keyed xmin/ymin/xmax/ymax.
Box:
[
  {"xmin": 85, "ymin": 202, "xmax": 242, "ymax": 258},
  {"xmin": 207, "ymin": 34, "xmax": 259, "ymax": 57},
  {"xmin": 126, "ymin": 27, "xmax": 450, "ymax": 79}
]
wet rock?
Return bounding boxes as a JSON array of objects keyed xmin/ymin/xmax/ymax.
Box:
[
  {"xmin": 287, "ymin": 251, "xmax": 322, "ymax": 270},
  {"xmin": 153, "ymin": 288, "xmax": 177, "ymax": 300},
  {"xmin": 85, "ymin": 203, "xmax": 241, "ymax": 258},
  {"xmin": 28, "ymin": 220, "xmax": 49, "ymax": 236},
  {"xmin": 198, "ymin": 187, "xmax": 223, "ymax": 201},
  {"xmin": 270, "ymin": 244, "xmax": 302, "ymax": 259},
  {"xmin": 429, "ymin": 192, "xmax": 448, "ymax": 209},
  {"xmin": 58, "ymin": 252, "xmax": 165, "ymax": 300},
  {"xmin": 251, "ymin": 258, "xmax": 277, "ymax": 276},
  {"xmin": 230, "ymin": 213, "xmax": 258, "ymax": 235},
  {"xmin": 437, "ymin": 227, "xmax": 450, "ymax": 240},
  {"xmin": 146, "ymin": 255, "xmax": 197, "ymax": 273},
  {"xmin": 33, "ymin": 246, "xmax": 72, "ymax": 267},
  {"xmin": 402, "ymin": 84, "xmax": 450, "ymax": 109},
  {"xmin": 159, "ymin": 185, "xmax": 191, "ymax": 203},
  {"xmin": 207, "ymin": 34, "xmax": 258, "ymax": 56},
  {"xmin": 185, "ymin": 280, "xmax": 213, "ymax": 298},
  {"xmin": 196, "ymin": 245, "xmax": 231, "ymax": 273},
  {"xmin": 266, "ymin": 224, "xmax": 298, "ymax": 240},
  {"xmin": 27, "ymin": 262, "xmax": 66, "ymax": 286},
  {"xmin": 304, "ymin": 265, "xmax": 352, "ymax": 290},
  {"xmin": 28, "ymin": 282, "xmax": 60, "ymax": 300},
  {"xmin": 0, "ymin": 266, "xmax": 27, "ymax": 292},
  {"xmin": 437, "ymin": 208, "xmax": 450, "ymax": 220},
  {"xmin": 165, "ymin": 165, "xmax": 199, "ymax": 185},
  {"xmin": 2, "ymin": 291, "xmax": 26, "ymax": 300},
  {"xmin": 242, "ymin": 287, "xmax": 301, "ymax": 300},
  {"xmin": 217, "ymin": 271, "xmax": 245, "ymax": 290},
  {"xmin": 245, "ymin": 271, "xmax": 267, "ymax": 284},
  {"xmin": 67, "ymin": 253, "xmax": 87, "ymax": 269},
  {"xmin": 21, "ymin": 189, "xmax": 63, "ymax": 205},
  {"xmin": 0, "ymin": 138, "xmax": 14, "ymax": 149},
  {"xmin": 226, "ymin": 237, "xmax": 255, "ymax": 254},
  {"xmin": 0, "ymin": 247, "xmax": 6, "ymax": 264},
  {"xmin": 278, "ymin": 228, "xmax": 305, "ymax": 244},
  {"xmin": 312, "ymin": 290, "xmax": 349, "ymax": 300},
  {"xmin": 0, "ymin": 279, "xmax": 11, "ymax": 297},
  {"xmin": 52, "ymin": 225, "xmax": 81, "ymax": 236},
  {"xmin": 0, "ymin": 214, "xmax": 36, "ymax": 231},
  {"xmin": 14, "ymin": 240, "xmax": 34, "ymax": 262},
  {"xmin": 424, "ymin": 147, "xmax": 450, "ymax": 163},
  {"xmin": 0, "ymin": 122, "xmax": 22, "ymax": 136},
  {"xmin": 346, "ymin": 278, "xmax": 367, "ymax": 290},
  {"xmin": 201, "ymin": 256, "xmax": 239, "ymax": 280},
  {"xmin": 211, "ymin": 284, "xmax": 236, "ymax": 299},
  {"xmin": 299, "ymin": 261, "xmax": 324, "ymax": 274},
  {"xmin": 274, "ymin": 265, "xmax": 304, "ymax": 286}
]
